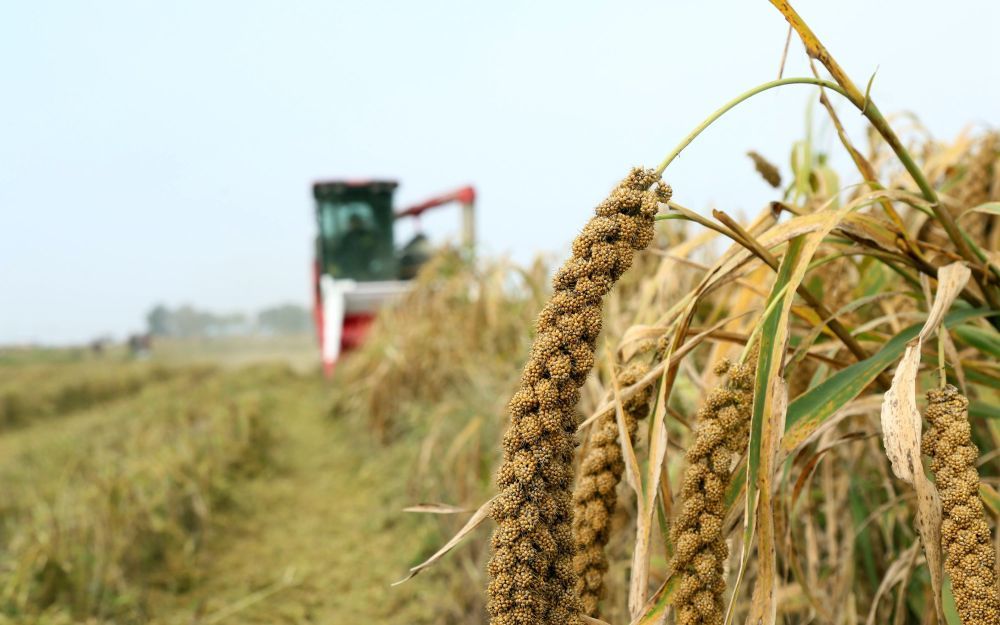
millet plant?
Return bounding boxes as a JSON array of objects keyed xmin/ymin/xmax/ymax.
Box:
[{"xmin": 393, "ymin": 2, "xmax": 1000, "ymax": 624}]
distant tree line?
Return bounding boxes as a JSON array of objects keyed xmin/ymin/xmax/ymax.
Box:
[{"xmin": 145, "ymin": 303, "xmax": 311, "ymax": 338}]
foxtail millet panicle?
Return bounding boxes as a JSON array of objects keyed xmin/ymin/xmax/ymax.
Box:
[
  {"xmin": 746, "ymin": 151, "xmax": 782, "ymax": 188},
  {"xmin": 487, "ymin": 168, "xmax": 670, "ymax": 625},
  {"xmin": 922, "ymin": 385, "xmax": 1000, "ymax": 624},
  {"xmin": 670, "ymin": 357, "xmax": 755, "ymax": 625},
  {"xmin": 572, "ymin": 361, "xmax": 654, "ymax": 617}
]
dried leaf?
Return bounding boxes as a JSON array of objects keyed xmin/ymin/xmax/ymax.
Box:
[
  {"xmin": 980, "ymin": 484, "xmax": 1000, "ymax": 516},
  {"xmin": 629, "ymin": 575, "xmax": 678, "ymax": 625},
  {"xmin": 880, "ymin": 343, "xmax": 924, "ymax": 483},
  {"xmin": 611, "ymin": 361, "xmax": 644, "ymax": 504},
  {"xmin": 392, "ymin": 496, "xmax": 494, "ymax": 585},
  {"xmin": 402, "ymin": 503, "xmax": 472, "ymax": 514},
  {"xmin": 782, "ymin": 307, "xmax": 993, "ymax": 456},
  {"xmin": 581, "ymin": 310, "xmax": 755, "ymax": 432},
  {"xmin": 747, "ymin": 376, "xmax": 787, "ymax": 625},
  {"xmin": 733, "ymin": 201, "xmax": 853, "ymax": 625},
  {"xmin": 627, "ymin": 361, "xmax": 670, "ymax": 619},
  {"xmin": 864, "ymin": 542, "xmax": 920, "ymax": 625},
  {"xmin": 878, "ymin": 262, "xmax": 970, "ymax": 622},
  {"xmin": 880, "ymin": 263, "xmax": 970, "ymax": 482}
]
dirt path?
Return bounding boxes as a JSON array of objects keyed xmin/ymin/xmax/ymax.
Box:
[{"xmin": 154, "ymin": 380, "xmax": 448, "ymax": 624}]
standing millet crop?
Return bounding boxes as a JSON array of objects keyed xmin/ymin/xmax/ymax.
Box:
[{"xmin": 487, "ymin": 168, "xmax": 670, "ymax": 625}]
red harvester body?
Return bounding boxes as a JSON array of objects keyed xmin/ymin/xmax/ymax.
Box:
[{"xmin": 311, "ymin": 180, "xmax": 475, "ymax": 375}]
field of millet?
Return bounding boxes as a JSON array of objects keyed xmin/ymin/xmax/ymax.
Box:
[
  {"xmin": 0, "ymin": 342, "xmax": 472, "ymax": 625},
  {"xmin": 5, "ymin": 4, "xmax": 1000, "ymax": 625},
  {"xmin": 4, "ymin": 110, "xmax": 1000, "ymax": 625}
]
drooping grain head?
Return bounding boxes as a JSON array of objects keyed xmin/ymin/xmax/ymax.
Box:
[
  {"xmin": 922, "ymin": 385, "xmax": 1000, "ymax": 625},
  {"xmin": 670, "ymin": 357, "xmax": 755, "ymax": 625},
  {"xmin": 572, "ymin": 361, "xmax": 654, "ymax": 617},
  {"xmin": 747, "ymin": 151, "xmax": 782, "ymax": 189},
  {"xmin": 488, "ymin": 168, "xmax": 670, "ymax": 625}
]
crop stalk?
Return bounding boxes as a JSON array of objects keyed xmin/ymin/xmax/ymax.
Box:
[{"xmin": 766, "ymin": 0, "xmax": 1000, "ymax": 319}]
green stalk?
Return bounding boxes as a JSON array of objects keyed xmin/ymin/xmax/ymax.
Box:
[
  {"xmin": 654, "ymin": 72, "xmax": 1000, "ymax": 327},
  {"xmin": 654, "ymin": 77, "xmax": 850, "ymax": 177},
  {"xmin": 766, "ymin": 0, "xmax": 1000, "ymax": 319}
]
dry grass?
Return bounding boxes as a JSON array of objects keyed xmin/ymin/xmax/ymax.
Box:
[
  {"xmin": 0, "ymin": 365, "xmax": 288, "ymax": 623},
  {"xmin": 0, "ymin": 361, "xmax": 198, "ymax": 430},
  {"xmin": 332, "ymin": 249, "xmax": 551, "ymax": 623},
  {"xmin": 334, "ymin": 250, "xmax": 549, "ymax": 442}
]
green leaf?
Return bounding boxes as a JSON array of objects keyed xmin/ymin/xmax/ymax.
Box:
[
  {"xmin": 857, "ymin": 258, "xmax": 889, "ymax": 298},
  {"xmin": 726, "ymin": 461, "xmax": 747, "ymax": 509},
  {"xmin": 748, "ymin": 237, "xmax": 803, "ymax": 507},
  {"xmin": 729, "ymin": 236, "xmax": 806, "ymax": 625},
  {"xmin": 782, "ymin": 308, "xmax": 998, "ymax": 453},
  {"xmin": 942, "ymin": 576, "xmax": 962, "ymax": 625},
  {"xmin": 957, "ymin": 201, "xmax": 1000, "ymax": 221},
  {"xmin": 964, "ymin": 367, "xmax": 1000, "ymax": 391},
  {"xmin": 970, "ymin": 401, "xmax": 1000, "ymax": 420},
  {"xmin": 631, "ymin": 575, "xmax": 680, "ymax": 625},
  {"xmin": 791, "ymin": 140, "xmax": 813, "ymax": 199},
  {"xmin": 953, "ymin": 324, "xmax": 1000, "ymax": 359},
  {"xmin": 980, "ymin": 484, "xmax": 1000, "ymax": 516}
]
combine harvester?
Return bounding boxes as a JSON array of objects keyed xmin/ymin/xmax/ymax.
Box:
[{"xmin": 311, "ymin": 180, "xmax": 475, "ymax": 375}]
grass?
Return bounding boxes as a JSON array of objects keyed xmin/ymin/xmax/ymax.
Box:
[
  {"xmin": 147, "ymin": 335, "xmax": 318, "ymax": 373},
  {"xmin": 145, "ymin": 375, "xmax": 457, "ymax": 624},
  {"xmin": 0, "ymin": 360, "xmax": 188, "ymax": 430},
  {"xmin": 0, "ymin": 364, "xmax": 284, "ymax": 623},
  {"xmin": 0, "ymin": 333, "xmax": 503, "ymax": 624}
]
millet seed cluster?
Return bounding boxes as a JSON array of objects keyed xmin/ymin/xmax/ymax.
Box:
[
  {"xmin": 922, "ymin": 385, "xmax": 1000, "ymax": 624},
  {"xmin": 670, "ymin": 357, "xmax": 755, "ymax": 625},
  {"xmin": 746, "ymin": 151, "xmax": 782, "ymax": 189},
  {"xmin": 487, "ymin": 168, "xmax": 670, "ymax": 625},
  {"xmin": 572, "ymin": 361, "xmax": 654, "ymax": 617}
]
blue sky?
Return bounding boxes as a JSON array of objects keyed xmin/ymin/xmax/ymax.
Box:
[{"xmin": 2, "ymin": 1, "xmax": 998, "ymax": 344}]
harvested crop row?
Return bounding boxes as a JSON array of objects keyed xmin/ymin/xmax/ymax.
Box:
[
  {"xmin": 0, "ymin": 363, "xmax": 204, "ymax": 430},
  {"xmin": 0, "ymin": 369, "xmax": 283, "ymax": 622}
]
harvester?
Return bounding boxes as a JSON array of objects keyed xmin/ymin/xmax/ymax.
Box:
[{"xmin": 311, "ymin": 180, "xmax": 476, "ymax": 375}]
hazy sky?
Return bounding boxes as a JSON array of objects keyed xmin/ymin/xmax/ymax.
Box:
[{"xmin": 2, "ymin": 1, "xmax": 998, "ymax": 344}]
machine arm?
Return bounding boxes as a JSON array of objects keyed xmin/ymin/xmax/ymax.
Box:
[{"xmin": 395, "ymin": 186, "xmax": 476, "ymax": 249}]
